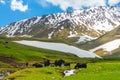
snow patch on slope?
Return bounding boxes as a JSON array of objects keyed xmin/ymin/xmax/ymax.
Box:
[
  {"xmin": 92, "ymin": 20, "xmax": 116, "ymax": 31},
  {"xmin": 90, "ymin": 39, "xmax": 120, "ymax": 53},
  {"xmin": 20, "ymin": 35, "xmax": 32, "ymax": 38},
  {"xmin": 48, "ymin": 31, "xmax": 54, "ymax": 39},
  {"xmin": 68, "ymin": 31, "xmax": 78, "ymax": 38},
  {"xmin": 76, "ymin": 35, "xmax": 97, "ymax": 43},
  {"xmin": 14, "ymin": 40, "xmax": 100, "ymax": 58}
]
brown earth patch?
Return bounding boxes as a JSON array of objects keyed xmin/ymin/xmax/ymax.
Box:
[{"xmin": 0, "ymin": 55, "xmax": 23, "ymax": 68}]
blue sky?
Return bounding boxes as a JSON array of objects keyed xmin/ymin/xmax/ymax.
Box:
[{"xmin": 0, "ymin": 0, "xmax": 120, "ymax": 27}]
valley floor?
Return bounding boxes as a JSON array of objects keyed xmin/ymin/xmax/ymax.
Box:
[
  {"xmin": 5, "ymin": 61, "xmax": 120, "ymax": 80},
  {"xmin": 0, "ymin": 37, "xmax": 120, "ymax": 80}
]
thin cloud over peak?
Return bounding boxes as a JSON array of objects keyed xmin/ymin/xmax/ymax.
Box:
[{"xmin": 10, "ymin": 0, "xmax": 28, "ymax": 12}]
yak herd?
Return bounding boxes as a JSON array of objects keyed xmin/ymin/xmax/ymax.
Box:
[{"xmin": 31, "ymin": 59, "xmax": 87, "ymax": 69}]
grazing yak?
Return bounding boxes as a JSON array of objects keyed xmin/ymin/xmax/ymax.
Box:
[
  {"xmin": 64, "ymin": 63, "xmax": 70, "ymax": 67},
  {"xmin": 43, "ymin": 59, "xmax": 50, "ymax": 67},
  {"xmin": 32, "ymin": 63, "xmax": 43, "ymax": 68},
  {"xmin": 25, "ymin": 62, "xmax": 29, "ymax": 67},
  {"xmin": 74, "ymin": 63, "xmax": 87, "ymax": 69},
  {"xmin": 54, "ymin": 59, "xmax": 65, "ymax": 67}
]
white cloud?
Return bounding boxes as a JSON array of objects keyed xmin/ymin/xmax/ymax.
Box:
[
  {"xmin": 36, "ymin": 0, "xmax": 49, "ymax": 7},
  {"xmin": 0, "ymin": 0, "xmax": 5, "ymax": 4},
  {"xmin": 108, "ymin": 0, "xmax": 120, "ymax": 6},
  {"xmin": 46, "ymin": 0, "xmax": 106, "ymax": 10},
  {"xmin": 10, "ymin": 0, "xmax": 28, "ymax": 12}
]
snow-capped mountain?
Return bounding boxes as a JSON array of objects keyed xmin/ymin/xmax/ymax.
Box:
[{"xmin": 0, "ymin": 6, "xmax": 120, "ymax": 43}]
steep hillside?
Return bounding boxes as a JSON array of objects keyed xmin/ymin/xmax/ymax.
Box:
[
  {"xmin": 78, "ymin": 25, "xmax": 120, "ymax": 57},
  {"xmin": 79, "ymin": 25, "xmax": 120, "ymax": 50},
  {"xmin": 103, "ymin": 48, "xmax": 120, "ymax": 58},
  {"xmin": 0, "ymin": 37, "xmax": 82, "ymax": 67}
]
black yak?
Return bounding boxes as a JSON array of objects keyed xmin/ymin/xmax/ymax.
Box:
[
  {"xmin": 54, "ymin": 59, "xmax": 65, "ymax": 67},
  {"xmin": 32, "ymin": 63, "xmax": 43, "ymax": 68},
  {"xmin": 74, "ymin": 63, "xmax": 87, "ymax": 69},
  {"xmin": 64, "ymin": 63, "xmax": 70, "ymax": 67},
  {"xmin": 43, "ymin": 59, "xmax": 50, "ymax": 67}
]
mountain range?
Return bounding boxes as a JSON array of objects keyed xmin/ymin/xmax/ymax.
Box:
[{"xmin": 0, "ymin": 6, "xmax": 120, "ymax": 44}]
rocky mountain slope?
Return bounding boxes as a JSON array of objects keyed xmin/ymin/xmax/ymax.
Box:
[
  {"xmin": 79, "ymin": 25, "xmax": 120, "ymax": 50},
  {"xmin": 77, "ymin": 25, "xmax": 120, "ymax": 57},
  {"xmin": 0, "ymin": 6, "xmax": 120, "ymax": 43}
]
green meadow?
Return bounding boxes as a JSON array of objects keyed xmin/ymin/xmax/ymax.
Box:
[
  {"xmin": 0, "ymin": 37, "xmax": 120, "ymax": 80},
  {"xmin": 6, "ymin": 62, "xmax": 120, "ymax": 80},
  {"xmin": 0, "ymin": 37, "xmax": 81, "ymax": 62}
]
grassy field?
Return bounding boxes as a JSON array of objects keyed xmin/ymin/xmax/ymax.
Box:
[
  {"xmin": 1, "ymin": 36, "xmax": 120, "ymax": 80},
  {"xmin": 6, "ymin": 61, "xmax": 120, "ymax": 80},
  {"xmin": 0, "ymin": 37, "xmax": 81, "ymax": 62},
  {"xmin": 0, "ymin": 62, "xmax": 12, "ymax": 68},
  {"xmin": 0, "ymin": 36, "xmax": 86, "ymax": 79}
]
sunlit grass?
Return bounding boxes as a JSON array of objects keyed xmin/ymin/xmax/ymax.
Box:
[{"xmin": 6, "ymin": 62, "xmax": 120, "ymax": 80}]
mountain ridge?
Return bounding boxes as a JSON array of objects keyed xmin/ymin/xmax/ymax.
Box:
[{"xmin": 0, "ymin": 6, "xmax": 120, "ymax": 43}]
